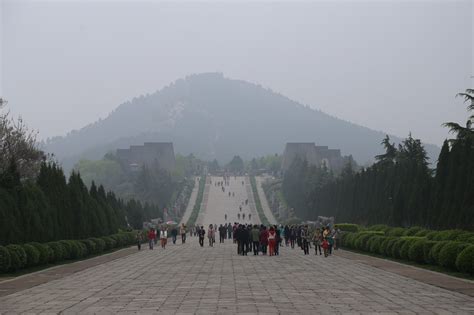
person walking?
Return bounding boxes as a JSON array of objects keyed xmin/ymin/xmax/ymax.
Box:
[
  {"xmin": 333, "ymin": 228, "xmax": 341, "ymax": 250},
  {"xmin": 289, "ymin": 226, "xmax": 296, "ymax": 249},
  {"xmin": 219, "ymin": 224, "xmax": 226, "ymax": 243},
  {"xmin": 240, "ymin": 225, "xmax": 249, "ymax": 256},
  {"xmin": 268, "ymin": 226, "xmax": 276, "ymax": 256},
  {"xmin": 251, "ymin": 225, "xmax": 260, "ymax": 255},
  {"xmin": 313, "ymin": 228, "xmax": 322, "ymax": 255},
  {"xmin": 136, "ymin": 231, "xmax": 143, "ymax": 250},
  {"xmin": 147, "ymin": 228, "xmax": 155, "ymax": 250},
  {"xmin": 198, "ymin": 226, "xmax": 205, "ymax": 247},
  {"xmin": 301, "ymin": 225, "xmax": 310, "ymax": 255},
  {"xmin": 180, "ymin": 224, "xmax": 187, "ymax": 244},
  {"xmin": 260, "ymin": 225, "xmax": 269, "ymax": 255},
  {"xmin": 160, "ymin": 227, "xmax": 168, "ymax": 249},
  {"xmin": 284, "ymin": 225, "xmax": 290, "ymax": 246},
  {"xmin": 274, "ymin": 225, "xmax": 281, "ymax": 256},
  {"xmin": 171, "ymin": 226, "xmax": 178, "ymax": 244},
  {"xmin": 208, "ymin": 224, "xmax": 215, "ymax": 247},
  {"xmin": 227, "ymin": 223, "xmax": 233, "ymax": 240}
]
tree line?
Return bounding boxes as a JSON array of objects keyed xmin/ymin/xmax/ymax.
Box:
[
  {"xmin": 282, "ymin": 89, "xmax": 474, "ymax": 230},
  {"xmin": 0, "ymin": 101, "xmax": 162, "ymax": 245}
]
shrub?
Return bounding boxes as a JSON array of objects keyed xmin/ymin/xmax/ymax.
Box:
[
  {"xmin": 0, "ymin": 245, "xmax": 11, "ymax": 272},
  {"xmin": 423, "ymin": 241, "xmax": 438, "ymax": 264},
  {"xmin": 77, "ymin": 241, "xmax": 88, "ymax": 257},
  {"xmin": 66, "ymin": 241, "xmax": 83, "ymax": 259},
  {"xmin": 400, "ymin": 238, "xmax": 418, "ymax": 260},
  {"xmin": 6, "ymin": 245, "xmax": 27, "ymax": 271},
  {"xmin": 80, "ymin": 239, "xmax": 96, "ymax": 255},
  {"xmin": 102, "ymin": 237, "xmax": 116, "ymax": 250},
  {"xmin": 455, "ymin": 232, "xmax": 474, "ymax": 243},
  {"xmin": 430, "ymin": 241, "xmax": 450, "ymax": 265},
  {"xmin": 89, "ymin": 238, "xmax": 105, "ymax": 253},
  {"xmin": 368, "ymin": 236, "xmax": 384, "ymax": 254},
  {"xmin": 59, "ymin": 240, "xmax": 73, "ymax": 260},
  {"xmin": 47, "ymin": 242, "xmax": 66, "ymax": 263},
  {"xmin": 438, "ymin": 242, "xmax": 470, "ymax": 270},
  {"xmin": 354, "ymin": 233, "xmax": 375, "ymax": 251},
  {"xmin": 368, "ymin": 224, "xmax": 390, "ymax": 233},
  {"xmin": 334, "ymin": 223, "xmax": 360, "ymax": 233},
  {"xmin": 28, "ymin": 242, "xmax": 49, "ymax": 265},
  {"xmin": 342, "ymin": 232, "xmax": 357, "ymax": 248},
  {"xmin": 379, "ymin": 237, "xmax": 394, "ymax": 256},
  {"xmin": 404, "ymin": 226, "xmax": 423, "ymax": 236},
  {"xmin": 408, "ymin": 239, "xmax": 427, "ymax": 263},
  {"xmin": 385, "ymin": 238, "xmax": 399, "ymax": 257},
  {"xmin": 414, "ymin": 229, "xmax": 430, "ymax": 237},
  {"xmin": 455, "ymin": 245, "xmax": 474, "ymax": 274},
  {"xmin": 22, "ymin": 244, "xmax": 40, "ymax": 267},
  {"xmin": 391, "ymin": 239, "xmax": 407, "ymax": 259},
  {"xmin": 388, "ymin": 227, "xmax": 405, "ymax": 237},
  {"xmin": 425, "ymin": 231, "xmax": 439, "ymax": 240},
  {"xmin": 432, "ymin": 230, "xmax": 462, "ymax": 241}
]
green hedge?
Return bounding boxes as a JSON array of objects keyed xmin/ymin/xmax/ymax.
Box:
[
  {"xmin": 186, "ymin": 176, "xmax": 207, "ymax": 226},
  {"xmin": 336, "ymin": 223, "xmax": 360, "ymax": 233},
  {"xmin": 6, "ymin": 245, "xmax": 27, "ymax": 271},
  {"xmin": 339, "ymin": 224, "xmax": 474, "ymax": 276},
  {"xmin": 0, "ymin": 232, "xmax": 136, "ymax": 274},
  {"xmin": 456, "ymin": 245, "xmax": 474, "ymax": 274},
  {"xmin": 438, "ymin": 242, "xmax": 470, "ymax": 270},
  {"xmin": 22, "ymin": 244, "xmax": 40, "ymax": 267},
  {"xmin": 408, "ymin": 239, "xmax": 426, "ymax": 263},
  {"xmin": 249, "ymin": 176, "xmax": 270, "ymax": 225},
  {"xmin": 0, "ymin": 246, "xmax": 11, "ymax": 272}
]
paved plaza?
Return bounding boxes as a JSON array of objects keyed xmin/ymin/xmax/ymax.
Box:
[{"xmin": 1, "ymin": 241, "xmax": 474, "ymax": 314}]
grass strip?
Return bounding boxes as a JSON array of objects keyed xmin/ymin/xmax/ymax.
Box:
[
  {"xmin": 186, "ymin": 175, "xmax": 206, "ymax": 226},
  {"xmin": 250, "ymin": 176, "xmax": 270, "ymax": 225}
]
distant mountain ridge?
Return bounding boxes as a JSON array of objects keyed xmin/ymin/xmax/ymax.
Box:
[{"xmin": 44, "ymin": 73, "xmax": 440, "ymax": 170}]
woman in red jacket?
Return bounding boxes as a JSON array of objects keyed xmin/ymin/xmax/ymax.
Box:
[{"xmin": 268, "ymin": 226, "xmax": 276, "ymax": 256}]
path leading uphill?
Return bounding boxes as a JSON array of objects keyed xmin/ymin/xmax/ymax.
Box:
[{"xmin": 197, "ymin": 176, "xmax": 261, "ymax": 227}]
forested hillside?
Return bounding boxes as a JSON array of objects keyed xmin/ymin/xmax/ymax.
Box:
[{"xmin": 44, "ymin": 73, "xmax": 439, "ymax": 171}]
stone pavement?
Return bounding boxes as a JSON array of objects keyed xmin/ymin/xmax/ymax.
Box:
[{"xmin": 1, "ymin": 240, "xmax": 474, "ymax": 314}]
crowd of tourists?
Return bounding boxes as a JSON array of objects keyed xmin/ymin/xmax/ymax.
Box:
[{"xmin": 138, "ymin": 223, "xmax": 340, "ymax": 257}]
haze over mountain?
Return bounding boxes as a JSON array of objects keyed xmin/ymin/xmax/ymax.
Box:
[{"xmin": 44, "ymin": 73, "xmax": 439, "ymax": 170}]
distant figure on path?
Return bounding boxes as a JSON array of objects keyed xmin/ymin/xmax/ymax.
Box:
[
  {"xmin": 147, "ymin": 228, "xmax": 155, "ymax": 250},
  {"xmin": 171, "ymin": 226, "xmax": 178, "ymax": 244},
  {"xmin": 249, "ymin": 213, "xmax": 251, "ymax": 220},
  {"xmin": 219, "ymin": 224, "xmax": 226, "ymax": 243},
  {"xmin": 251, "ymin": 225, "xmax": 260, "ymax": 255},
  {"xmin": 260, "ymin": 226, "xmax": 268, "ymax": 255},
  {"xmin": 180, "ymin": 224, "xmax": 187, "ymax": 244},
  {"xmin": 208, "ymin": 224, "xmax": 215, "ymax": 247},
  {"xmin": 268, "ymin": 226, "xmax": 276, "ymax": 256},
  {"xmin": 198, "ymin": 226, "xmax": 205, "ymax": 247},
  {"xmin": 136, "ymin": 231, "xmax": 143, "ymax": 250}
]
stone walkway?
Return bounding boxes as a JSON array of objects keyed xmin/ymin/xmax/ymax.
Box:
[
  {"xmin": 198, "ymin": 176, "xmax": 259, "ymax": 227},
  {"xmin": 1, "ymin": 241, "xmax": 474, "ymax": 314}
]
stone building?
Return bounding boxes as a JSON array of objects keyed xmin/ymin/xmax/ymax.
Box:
[
  {"xmin": 116, "ymin": 142, "xmax": 176, "ymax": 172},
  {"xmin": 281, "ymin": 142, "xmax": 350, "ymax": 173}
]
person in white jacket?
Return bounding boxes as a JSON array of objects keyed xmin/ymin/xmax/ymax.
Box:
[{"xmin": 160, "ymin": 227, "xmax": 168, "ymax": 249}]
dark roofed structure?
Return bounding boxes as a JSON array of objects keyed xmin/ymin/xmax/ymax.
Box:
[{"xmin": 116, "ymin": 142, "xmax": 175, "ymax": 172}]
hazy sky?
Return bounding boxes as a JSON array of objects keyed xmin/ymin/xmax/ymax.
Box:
[{"xmin": 1, "ymin": 0, "xmax": 473, "ymax": 146}]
